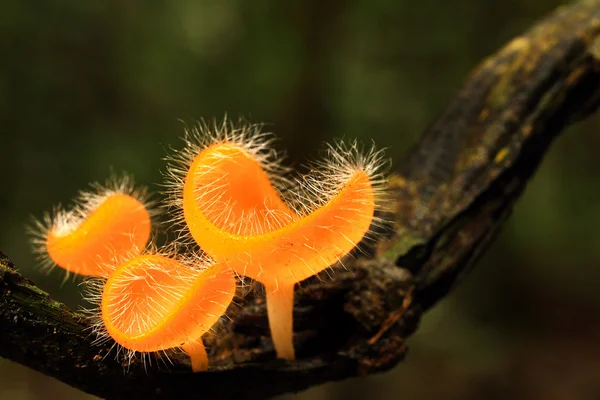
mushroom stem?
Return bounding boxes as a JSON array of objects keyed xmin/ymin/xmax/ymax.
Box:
[
  {"xmin": 265, "ymin": 282, "xmax": 296, "ymax": 360},
  {"xmin": 182, "ymin": 340, "xmax": 208, "ymax": 372}
]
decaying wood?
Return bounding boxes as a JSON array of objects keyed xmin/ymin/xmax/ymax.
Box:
[{"xmin": 2, "ymin": 0, "xmax": 600, "ymax": 398}]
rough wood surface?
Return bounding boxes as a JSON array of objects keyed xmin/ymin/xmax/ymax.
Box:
[{"xmin": 2, "ymin": 0, "xmax": 600, "ymax": 398}]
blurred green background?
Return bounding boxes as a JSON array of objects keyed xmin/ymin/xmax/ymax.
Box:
[{"xmin": 2, "ymin": 0, "xmax": 600, "ymax": 399}]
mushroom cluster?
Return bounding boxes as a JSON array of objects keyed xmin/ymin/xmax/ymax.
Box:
[{"xmin": 29, "ymin": 119, "xmax": 390, "ymax": 371}]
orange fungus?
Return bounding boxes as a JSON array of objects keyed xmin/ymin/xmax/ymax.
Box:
[
  {"xmin": 98, "ymin": 253, "xmax": 236, "ymax": 372},
  {"xmin": 166, "ymin": 122, "xmax": 388, "ymax": 360},
  {"xmin": 30, "ymin": 177, "xmax": 152, "ymax": 277}
]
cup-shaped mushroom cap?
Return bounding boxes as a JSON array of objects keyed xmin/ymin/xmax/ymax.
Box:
[
  {"xmin": 30, "ymin": 177, "xmax": 154, "ymax": 277},
  {"xmin": 46, "ymin": 194, "xmax": 151, "ymax": 277},
  {"xmin": 183, "ymin": 144, "xmax": 380, "ymax": 286},
  {"xmin": 101, "ymin": 254, "xmax": 235, "ymax": 353}
]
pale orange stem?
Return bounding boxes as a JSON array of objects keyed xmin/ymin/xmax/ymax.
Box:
[
  {"xmin": 182, "ymin": 340, "xmax": 209, "ymax": 372},
  {"xmin": 265, "ymin": 283, "xmax": 296, "ymax": 360}
]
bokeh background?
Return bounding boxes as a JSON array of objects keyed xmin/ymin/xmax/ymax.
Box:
[{"xmin": 2, "ymin": 0, "xmax": 600, "ymax": 399}]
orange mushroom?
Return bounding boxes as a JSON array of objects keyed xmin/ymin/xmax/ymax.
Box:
[
  {"xmin": 88, "ymin": 251, "xmax": 236, "ymax": 372},
  {"xmin": 29, "ymin": 176, "xmax": 154, "ymax": 277},
  {"xmin": 165, "ymin": 121, "xmax": 389, "ymax": 360}
]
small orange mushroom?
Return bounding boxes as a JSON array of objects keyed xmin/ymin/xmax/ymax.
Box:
[
  {"xmin": 88, "ymin": 252, "xmax": 236, "ymax": 372},
  {"xmin": 29, "ymin": 176, "xmax": 153, "ymax": 277},
  {"xmin": 165, "ymin": 121, "xmax": 389, "ymax": 360}
]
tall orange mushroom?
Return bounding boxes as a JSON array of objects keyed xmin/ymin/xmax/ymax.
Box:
[{"xmin": 165, "ymin": 121, "xmax": 389, "ymax": 360}]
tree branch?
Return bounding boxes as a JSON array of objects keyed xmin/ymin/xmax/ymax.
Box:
[{"xmin": 3, "ymin": 0, "xmax": 600, "ymax": 398}]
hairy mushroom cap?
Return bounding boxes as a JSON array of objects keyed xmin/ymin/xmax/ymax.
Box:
[
  {"xmin": 29, "ymin": 175, "xmax": 155, "ymax": 278},
  {"xmin": 86, "ymin": 250, "xmax": 236, "ymax": 372}
]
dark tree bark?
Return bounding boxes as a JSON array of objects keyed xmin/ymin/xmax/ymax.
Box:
[{"xmin": 3, "ymin": 0, "xmax": 600, "ymax": 398}]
